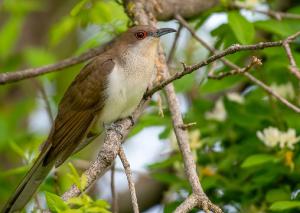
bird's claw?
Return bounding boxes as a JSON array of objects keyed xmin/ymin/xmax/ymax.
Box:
[
  {"xmin": 104, "ymin": 123, "xmax": 124, "ymax": 139},
  {"xmin": 128, "ymin": 116, "xmax": 135, "ymax": 126}
]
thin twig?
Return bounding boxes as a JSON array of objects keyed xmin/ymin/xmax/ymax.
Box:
[
  {"xmin": 34, "ymin": 195, "xmax": 42, "ymax": 212},
  {"xmin": 0, "ymin": 47, "xmax": 106, "ymax": 85},
  {"xmin": 167, "ymin": 24, "xmax": 183, "ymax": 64},
  {"xmin": 255, "ymin": 9, "xmax": 300, "ymax": 20},
  {"xmin": 208, "ymin": 56, "xmax": 262, "ymax": 79},
  {"xmin": 283, "ymin": 41, "xmax": 300, "ymax": 80},
  {"xmin": 175, "ymin": 14, "xmax": 300, "ymax": 113},
  {"xmin": 231, "ymin": 3, "xmax": 300, "ymax": 20},
  {"xmin": 147, "ymin": 40, "xmax": 283, "ymax": 95},
  {"xmin": 32, "ymin": 80, "xmax": 54, "ymax": 124},
  {"xmin": 177, "ymin": 122, "xmax": 197, "ymax": 130},
  {"xmin": 73, "ymin": 159, "xmax": 152, "ymax": 179},
  {"xmin": 111, "ymin": 162, "xmax": 118, "ymax": 213},
  {"xmin": 175, "ymin": 194, "xmax": 198, "ymax": 213},
  {"xmin": 118, "ymin": 147, "xmax": 139, "ymax": 213}
]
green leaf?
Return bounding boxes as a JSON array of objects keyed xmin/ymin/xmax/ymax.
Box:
[
  {"xmin": 67, "ymin": 197, "xmax": 84, "ymax": 206},
  {"xmin": 81, "ymin": 193, "xmax": 93, "ymax": 204},
  {"xmin": 3, "ymin": 0, "xmax": 41, "ymax": 14},
  {"xmin": 9, "ymin": 141, "xmax": 25, "ymax": 158},
  {"xmin": 174, "ymin": 72, "xmax": 196, "ymax": 92},
  {"xmin": 255, "ymin": 20, "xmax": 300, "ymax": 37},
  {"xmin": 63, "ymin": 209, "xmax": 82, "ymax": 213},
  {"xmin": 94, "ymin": 200, "xmax": 110, "ymax": 209},
  {"xmin": 266, "ymin": 189, "xmax": 291, "ymax": 203},
  {"xmin": 80, "ymin": 174, "xmax": 88, "ymax": 191},
  {"xmin": 23, "ymin": 47, "xmax": 56, "ymax": 67},
  {"xmin": 241, "ymin": 154, "xmax": 278, "ymax": 168},
  {"xmin": 0, "ymin": 165, "xmax": 29, "ymax": 177},
  {"xmin": 228, "ymin": 11, "xmax": 255, "ymax": 44},
  {"xmin": 68, "ymin": 163, "xmax": 80, "ymax": 180},
  {"xmin": 86, "ymin": 206, "xmax": 109, "ymax": 213},
  {"xmin": 0, "ymin": 16, "xmax": 23, "ymax": 59},
  {"xmin": 270, "ymin": 201, "xmax": 300, "ymax": 211},
  {"xmin": 70, "ymin": 0, "xmax": 89, "ymax": 16},
  {"xmin": 45, "ymin": 191, "xmax": 68, "ymax": 212},
  {"xmin": 67, "ymin": 163, "xmax": 81, "ymax": 189},
  {"xmin": 50, "ymin": 16, "xmax": 76, "ymax": 46}
]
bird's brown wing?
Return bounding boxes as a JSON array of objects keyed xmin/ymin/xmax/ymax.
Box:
[{"xmin": 43, "ymin": 55, "xmax": 114, "ymax": 167}]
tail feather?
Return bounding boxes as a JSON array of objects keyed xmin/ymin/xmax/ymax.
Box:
[{"xmin": 2, "ymin": 147, "xmax": 54, "ymax": 213}]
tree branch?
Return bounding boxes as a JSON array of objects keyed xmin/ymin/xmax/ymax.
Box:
[
  {"xmin": 208, "ymin": 56, "xmax": 262, "ymax": 80},
  {"xmin": 231, "ymin": 2, "xmax": 300, "ymax": 20},
  {"xmin": 124, "ymin": 0, "xmax": 219, "ymax": 21},
  {"xmin": 61, "ymin": 26, "xmax": 300, "ymax": 201},
  {"xmin": 62, "ymin": 99, "xmax": 149, "ymax": 200},
  {"xmin": 175, "ymin": 14, "xmax": 300, "ymax": 113},
  {"xmin": 167, "ymin": 24, "xmax": 183, "ymax": 64},
  {"xmin": 175, "ymin": 194, "xmax": 198, "ymax": 213},
  {"xmin": 283, "ymin": 40, "xmax": 300, "ymax": 80},
  {"xmin": 126, "ymin": 0, "xmax": 223, "ymax": 211},
  {"xmin": 118, "ymin": 147, "xmax": 139, "ymax": 213},
  {"xmin": 111, "ymin": 162, "xmax": 118, "ymax": 213},
  {"xmin": 8, "ymin": 3, "xmax": 296, "ymax": 210},
  {"xmin": 0, "ymin": 47, "xmax": 106, "ymax": 85},
  {"xmin": 32, "ymin": 80, "xmax": 54, "ymax": 124}
]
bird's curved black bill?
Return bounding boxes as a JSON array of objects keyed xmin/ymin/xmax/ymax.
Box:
[{"xmin": 156, "ymin": 28, "xmax": 177, "ymax": 37}]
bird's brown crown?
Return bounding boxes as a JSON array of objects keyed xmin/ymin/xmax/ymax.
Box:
[{"xmin": 117, "ymin": 25, "xmax": 176, "ymax": 45}]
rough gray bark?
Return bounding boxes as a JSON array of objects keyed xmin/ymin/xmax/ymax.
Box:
[{"xmin": 144, "ymin": 0, "xmax": 219, "ymax": 20}]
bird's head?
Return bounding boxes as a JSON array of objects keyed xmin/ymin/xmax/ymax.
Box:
[
  {"xmin": 128, "ymin": 25, "xmax": 176, "ymax": 40},
  {"xmin": 118, "ymin": 25, "xmax": 176, "ymax": 50}
]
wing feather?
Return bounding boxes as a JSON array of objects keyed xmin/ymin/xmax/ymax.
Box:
[{"xmin": 43, "ymin": 56, "xmax": 114, "ymax": 166}]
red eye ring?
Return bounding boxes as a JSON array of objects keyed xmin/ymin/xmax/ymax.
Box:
[{"xmin": 135, "ymin": 31, "xmax": 147, "ymax": 40}]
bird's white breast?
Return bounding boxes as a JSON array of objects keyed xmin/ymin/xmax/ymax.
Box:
[{"xmin": 98, "ymin": 44, "xmax": 157, "ymax": 126}]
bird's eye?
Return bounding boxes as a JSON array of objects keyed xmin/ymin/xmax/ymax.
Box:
[{"xmin": 135, "ymin": 31, "xmax": 147, "ymax": 40}]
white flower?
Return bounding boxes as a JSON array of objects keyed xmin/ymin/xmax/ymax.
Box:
[
  {"xmin": 257, "ymin": 127, "xmax": 280, "ymax": 148},
  {"xmin": 257, "ymin": 126, "xmax": 300, "ymax": 149},
  {"xmin": 280, "ymin": 129, "xmax": 300, "ymax": 149},
  {"xmin": 205, "ymin": 99, "xmax": 227, "ymax": 122},
  {"xmin": 270, "ymin": 82, "xmax": 295, "ymax": 100},
  {"xmin": 227, "ymin": 92, "xmax": 245, "ymax": 104}
]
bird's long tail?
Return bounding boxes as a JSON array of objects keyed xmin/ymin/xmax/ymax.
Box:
[{"xmin": 2, "ymin": 146, "xmax": 54, "ymax": 213}]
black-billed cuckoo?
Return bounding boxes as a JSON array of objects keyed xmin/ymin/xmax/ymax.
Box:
[{"xmin": 3, "ymin": 25, "xmax": 176, "ymax": 212}]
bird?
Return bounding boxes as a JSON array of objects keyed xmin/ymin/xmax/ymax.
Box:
[{"xmin": 2, "ymin": 25, "xmax": 176, "ymax": 213}]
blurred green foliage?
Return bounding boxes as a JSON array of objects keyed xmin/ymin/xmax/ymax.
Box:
[{"xmin": 0, "ymin": 0, "xmax": 300, "ymax": 212}]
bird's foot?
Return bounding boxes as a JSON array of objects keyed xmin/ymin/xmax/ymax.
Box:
[
  {"xmin": 128, "ymin": 115, "xmax": 135, "ymax": 126},
  {"xmin": 104, "ymin": 123, "xmax": 124, "ymax": 139}
]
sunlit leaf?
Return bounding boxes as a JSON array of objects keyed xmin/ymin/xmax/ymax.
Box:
[
  {"xmin": 70, "ymin": 0, "xmax": 89, "ymax": 16},
  {"xmin": 270, "ymin": 201, "xmax": 300, "ymax": 211},
  {"xmin": 266, "ymin": 188, "xmax": 290, "ymax": 203},
  {"xmin": 228, "ymin": 11, "xmax": 255, "ymax": 44},
  {"xmin": 0, "ymin": 17, "xmax": 23, "ymax": 59},
  {"xmin": 45, "ymin": 191, "xmax": 68, "ymax": 212},
  {"xmin": 255, "ymin": 20, "xmax": 300, "ymax": 37},
  {"xmin": 80, "ymin": 174, "xmax": 88, "ymax": 190},
  {"xmin": 24, "ymin": 47, "xmax": 56, "ymax": 67},
  {"xmin": 241, "ymin": 154, "xmax": 278, "ymax": 168},
  {"xmin": 67, "ymin": 163, "xmax": 81, "ymax": 189}
]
